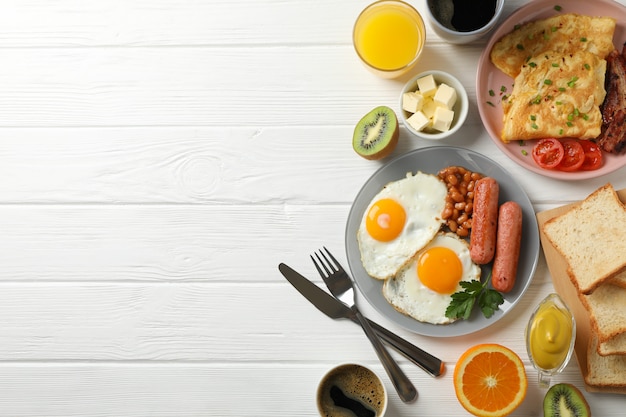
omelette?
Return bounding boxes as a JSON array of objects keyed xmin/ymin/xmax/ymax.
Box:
[
  {"xmin": 501, "ymin": 50, "xmax": 607, "ymax": 143},
  {"xmin": 491, "ymin": 13, "xmax": 616, "ymax": 78}
]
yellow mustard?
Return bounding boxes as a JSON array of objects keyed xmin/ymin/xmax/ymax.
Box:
[{"xmin": 529, "ymin": 302, "xmax": 573, "ymax": 370}]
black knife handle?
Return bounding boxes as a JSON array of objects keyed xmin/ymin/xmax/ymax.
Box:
[{"xmin": 357, "ymin": 317, "xmax": 445, "ymax": 377}]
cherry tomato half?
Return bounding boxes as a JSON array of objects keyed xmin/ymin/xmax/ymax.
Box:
[
  {"xmin": 532, "ymin": 138, "xmax": 564, "ymax": 169},
  {"xmin": 558, "ymin": 139, "xmax": 585, "ymax": 172},
  {"xmin": 579, "ymin": 140, "xmax": 603, "ymax": 171}
]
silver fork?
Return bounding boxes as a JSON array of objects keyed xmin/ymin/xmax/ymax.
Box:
[{"xmin": 311, "ymin": 247, "xmax": 418, "ymax": 403}]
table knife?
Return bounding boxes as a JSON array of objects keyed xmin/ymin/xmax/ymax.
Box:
[{"xmin": 278, "ymin": 263, "xmax": 445, "ymax": 377}]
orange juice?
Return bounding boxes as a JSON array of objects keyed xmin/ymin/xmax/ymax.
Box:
[{"xmin": 353, "ymin": 1, "xmax": 425, "ymax": 77}]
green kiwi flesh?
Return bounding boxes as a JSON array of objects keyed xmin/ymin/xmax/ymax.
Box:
[
  {"xmin": 353, "ymin": 106, "xmax": 399, "ymax": 160},
  {"xmin": 543, "ymin": 383, "xmax": 591, "ymax": 417}
]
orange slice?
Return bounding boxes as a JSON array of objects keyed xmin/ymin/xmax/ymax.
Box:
[{"xmin": 454, "ymin": 343, "xmax": 527, "ymax": 417}]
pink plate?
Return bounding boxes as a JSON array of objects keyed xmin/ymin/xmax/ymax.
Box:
[{"xmin": 476, "ymin": 0, "xmax": 626, "ymax": 180}]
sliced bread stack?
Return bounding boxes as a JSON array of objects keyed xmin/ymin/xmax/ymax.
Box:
[{"xmin": 543, "ymin": 183, "xmax": 626, "ymax": 388}]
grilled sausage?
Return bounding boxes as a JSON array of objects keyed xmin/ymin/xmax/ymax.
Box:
[
  {"xmin": 492, "ymin": 201, "xmax": 523, "ymax": 293},
  {"xmin": 469, "ymin": 177, "xmax": 499, "ymax": 264}
]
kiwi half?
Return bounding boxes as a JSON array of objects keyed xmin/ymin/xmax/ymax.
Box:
[
  {"xmin": 353, "ymin": 105, "xmax": 399, "ymax": 160},
  {"xmin": 543, "ymin": 383, "xmax": 591, "ymax": 417}
]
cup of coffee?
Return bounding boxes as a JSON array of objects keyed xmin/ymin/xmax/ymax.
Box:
[
  {"xmin": 316, "ymin": 363, "xmax": 387, "ymax": 417},
  {"xmin": 426, "ymin": 0, "xmax": 504, "ymax": 44}
]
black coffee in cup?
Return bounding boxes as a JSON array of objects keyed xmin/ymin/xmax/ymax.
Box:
[
  {"xmin": 317, "ymin": 364, "xmax": 386, "ymax": 417},
  {"xmin": 430, "ymin": 0, "xmax": 497, "ymax": 32}
]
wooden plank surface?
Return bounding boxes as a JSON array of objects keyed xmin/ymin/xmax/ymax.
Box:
[{"xmin": 2, "ymin": 0, "xmax": 626, "ymax": 415}]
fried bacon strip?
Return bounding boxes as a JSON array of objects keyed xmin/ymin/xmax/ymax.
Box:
[{"xmin": 597, "ymin": 45, "xmax": 626, "ymax": 154}]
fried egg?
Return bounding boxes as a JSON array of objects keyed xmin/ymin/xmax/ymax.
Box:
[
  {"xmin": 357, "ymin": 171, "xmax": 447, "ymax": 280},
  {"xmin": 382, "ymin": 232, "xmax": 481, "ymax": 325}
]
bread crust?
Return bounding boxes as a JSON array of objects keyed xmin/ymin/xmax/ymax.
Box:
[{"xmin": 597, "ymin": 332, "xmax": 626, "ymax": 357}]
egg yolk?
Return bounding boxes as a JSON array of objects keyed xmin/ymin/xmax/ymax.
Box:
[
  {"xmin": 417, "ymin": 246, "xmax": 463, "ymax": 294},
  {"xmin": 365, "ymin": 198, "xmax": 406, "ymax": 242}
]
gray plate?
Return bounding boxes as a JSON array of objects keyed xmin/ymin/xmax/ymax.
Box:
[{"xmin": 345, "ymin": 146, "xmax": 540, "ymax": 337}]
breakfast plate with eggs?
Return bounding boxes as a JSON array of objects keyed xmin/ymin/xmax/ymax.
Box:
[
  {"xmin": 345, "ymin": 146, "xmax": 540, "ymax": 337},
  {"xmin": 476, "ymin": 0, "xmax": 626, "ymax": 180}
]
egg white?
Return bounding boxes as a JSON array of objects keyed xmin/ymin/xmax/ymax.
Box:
[
  {"xmin": 382, "ymin": 232, "xmax": 481, "ymax": 325},
  {"xmin": 357, "ymin": 171, "xmax": 447, "ymax": 280}
]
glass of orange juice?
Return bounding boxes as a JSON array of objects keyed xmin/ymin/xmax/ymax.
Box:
[{"xmin": 353, "ymin": 0, "xmax": 426, "ymax": 79}]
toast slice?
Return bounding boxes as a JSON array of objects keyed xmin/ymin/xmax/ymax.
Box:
[
  {"xmin": 586, "ymin": 334, "xmax": 626, "ymax": 387},
  {"xmin": 580, "ymin": 283, "xmax": 626, "ymax": 343},
  {"xmin": 542, "ymin": 183, "xmax": 626, "ymax": 294}
]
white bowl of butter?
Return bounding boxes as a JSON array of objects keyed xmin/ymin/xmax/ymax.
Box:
[{"xmin": 399, "ymin": 70, "xmax": 468, "ymax": 140}]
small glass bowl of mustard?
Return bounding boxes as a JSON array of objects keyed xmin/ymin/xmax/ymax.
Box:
[{"xmin": 525, "ymin": 293, "xmax": 576, "ymax": 388}]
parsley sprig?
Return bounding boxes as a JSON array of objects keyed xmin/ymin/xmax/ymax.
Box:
[{"xmin": 445, "ymin": 274, "xmax": 504, "ymax": 320}]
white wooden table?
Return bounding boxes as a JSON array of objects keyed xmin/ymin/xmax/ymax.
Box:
[{"xmin": 1, "ymin": 0, "xmax": 626, "ymax": 415}]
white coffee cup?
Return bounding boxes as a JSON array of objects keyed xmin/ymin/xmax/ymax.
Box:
[{"xmin": 316, "ymin": 363, "xmax": 388, "ymax": 417}]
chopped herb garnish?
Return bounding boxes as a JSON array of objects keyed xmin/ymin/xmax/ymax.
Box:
[
  {"xmin": 568, "ymin": 113, "xmax": 575, "ymax": 121},
  {"xmin": 556, "ymin": 101, "xmax": 563, "ymax": 105},
  {"xmin": 500, "ymin": 85, "xmax": 507, "ymax": 92},
  {"xmin": 584, "ymin": 63, "xmax": 591, "ymax": 70},
  {"xmin": 552, "ymin": 62, "xmax": 560, "ymax": 67},
  {"xmin": 551, "ymin": 26, "xmax": 558, "ymax": 32},
  {"xmin": 522, "ymin": 149, "xmax": 528, "ymax": 156},
  {"xmin": 567, "ymin": 121, "xmax": 573, "ymax": 127},
  {"xmin": 568, "ymin": 76, "xmax": 579, "ymax": 87},
  {"xmin": 580, "ymin": 37, "xmax": 587, "ymax": 42},
  {"xmin": 487, "ymin": 101, "xmax": 495, "ymax": 107},
  {"xmin": 518, "ymin": 140, "xmax": 526, "ymax": 146},
  {"xmin": 558, "ymin": 87, "xmax": 566, "ymax": 92},
  {"xmin": 543, "ymin": 33, "xmax": 550, "ymax": 40},
  {"xmin": 531, "ymin": 95, "xmax": 542, "ymax": 104},
  {"xmin": 514, "ymin": 24, "xmax": 521, "ymax": 30},
  {"xmin": 529, "ymin": 62, "xmax": 537, "ymax": 68},
  {"xmin": 516, "ymin": 43, "xmax": 524, "ymax": 50},
  {"xmin": 530, "ymin": 115, "xmax": 537, "ymax": 121},
  {"xmin": 544, "ymin": 79, "xmax": 553, "ymax": 85},
  {"xmin": 531, "ymin": 123, "xmax": 539, "ymax": 129},
  {"xmin": 583, "ymin": 114, "xmax": 589, "ymax": 121},
  {"xmin": 555, "ymin": 5, "xmax": 562, "ymax": 11},
  {"xmin": 559, "ymin": 128, "xmax": 564, "ymax": 135},
  {"xmin": 489, "ymin": 89, "xmax": 495, "ymax": 97},
  {"xmin": 445, "ymin": 274, "xmax": 504, "ymax": 320}
]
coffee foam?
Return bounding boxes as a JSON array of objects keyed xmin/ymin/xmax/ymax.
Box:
[{"xmin": 317, "ymin": 364, "xmax": 386, "ymax": 417}]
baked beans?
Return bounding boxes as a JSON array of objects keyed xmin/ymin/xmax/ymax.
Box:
[{"xmin": 438, "ymin": 166, "xmax": 484, "ymax": 238}]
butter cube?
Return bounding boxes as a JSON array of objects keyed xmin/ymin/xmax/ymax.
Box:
[
  {"xmin": 422, "ymin": 97, "xmax": 437, "ymax": 119},
  {"xmin": 416, "ymin": 74, "xmax": 437, "ymax": 97},
  {"xmin": 432, "ymin": 107, "xmax": 454, "ymax": 132},
  {"xmin": 402, "ymin": 92, "xmax": 424, "ymax": 113},
  {"xmin": 433, "ymin": 83, "xmax": 457, "ymax": 110},
  {"xmin": 406, "ymin": 111, "xmax": 430, "ymax": 132}
]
